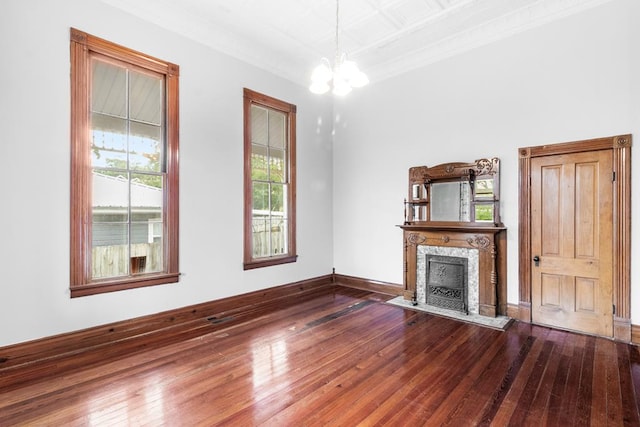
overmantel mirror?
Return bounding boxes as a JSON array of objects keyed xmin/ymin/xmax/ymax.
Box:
[{"xmin": 405, "ymin": 158, "xmax": 501, "ymax": 226}]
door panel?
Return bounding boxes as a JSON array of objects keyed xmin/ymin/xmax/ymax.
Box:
[
  {"xmin": 575, "ymin": 277, "xmax": 595, "ymax": 312},
  {"xmin": 541, "ymin": 165, "xmax": 561, "ymax": 256},
  {"xmin": 531, "ymin": 150, "xmax": 613, "ymax": 337},
  {"xmin": 540, "ymin": 274, "xmax": 561, "ymax": 306}
]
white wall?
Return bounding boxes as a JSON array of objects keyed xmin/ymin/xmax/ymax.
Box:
[
  {"xmin": 333, "ymin": 0, "xmax": 640, "ymax": 319},
  {"xmin": 1, "ymin": 0, "xmax": 638, "ymax": 348},
  {"xmin": 0, "ymin": 0, "xmax": 334, "ymax": 347}
]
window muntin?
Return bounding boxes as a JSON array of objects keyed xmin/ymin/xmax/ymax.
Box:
[
  {"xmin": 243, "ymin": 89, "xmax": 297, "ymax": 269},
  {"xmin": 70, "ymin": 28, "xmax": 179, "ymax": 296}
]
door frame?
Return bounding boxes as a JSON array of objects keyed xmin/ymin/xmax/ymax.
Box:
[{"xmin": 518, "ymin": 134, "xmax": 632, "ymax": 341}]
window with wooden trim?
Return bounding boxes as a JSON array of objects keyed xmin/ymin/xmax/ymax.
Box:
[
  {"xmin": 70, "ymin": 28, "xmax": 179, "ymax": 297},
  {"xmin": 243, "ymin": 89, "xmax": 297, "ymax": 269}
]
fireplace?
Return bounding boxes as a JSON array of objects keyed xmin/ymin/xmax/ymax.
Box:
[
  {"xmin": 402, "ymin": 226, "xmax": 505, "ymax": 317},
  {"xmin": 425, "ymin": 255, "xmax": 468, "ymax": 314},
  {"xmin": 399, "ymin": 159, "xmax": 506, "ymax": 318}
]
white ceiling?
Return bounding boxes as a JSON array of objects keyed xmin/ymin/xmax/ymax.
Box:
[{"xmin": 100, "ymin": 0, "xmax": 612, "ymax": 87}]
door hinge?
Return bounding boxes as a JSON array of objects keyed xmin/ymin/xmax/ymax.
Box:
[
  {"xmin": 613, "ymin": 304, "xmax": 616, "ymax": 315},
  {"xmin": 613, "ymin": 171, "xmax": 616, "ymax": 182}
]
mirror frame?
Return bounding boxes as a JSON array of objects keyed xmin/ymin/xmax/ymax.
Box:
[{"xmin": 407, "ymin": 158, "xmax": 501, "ymax": 226}]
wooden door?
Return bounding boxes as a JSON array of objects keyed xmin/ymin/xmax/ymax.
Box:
[{"xmin": 531, "ymin": 150, "xmax": 613, "ymax": 337}]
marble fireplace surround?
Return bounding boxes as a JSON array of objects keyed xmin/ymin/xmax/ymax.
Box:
[
  {"xmin": 417, "ymin": 245, "xmax": 479, "ymax": 314},
  {"xmin": 399, "ymin": 224, "xmax": 507, "ymax": 318}
]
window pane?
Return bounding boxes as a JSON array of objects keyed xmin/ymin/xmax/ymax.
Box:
[
  {"xmin": 130, "ymin": 121, "xmax": 162, "ymax": 172},
  {"xmin": 92, "ymin": 60, "xmax": 126, "ymax": 117},
  {"xmin": 271, "ymin": 218, "xmax": 288, "ymax": 255},
  {"xmin": 92, "ymin": 223, "xmax": 128, "ymax": 247},
  {"xmin": 251, "ymin": 105, "xmax": 268, "ymax": 146},
  {"xmin": 270, "ymin": 183, "xmax": 286, "ymax": 214},
  {"xmin": 132, "ymin": 239, "xmax": 163, "ymax": 274},
  {"xmin": 129, "ymin": 71, "xmax": 163, "ymax": 125},
  {"xmin": 251, "ymin": 144, "xmax": 268, "ymax": 181},
  {"xmin": 268, "ymin": 111, "xmax": 286, "ymax": 149},
  {"xmin": 131, "ymin": 166, "xmax": 164, "ymax": 274},
  {"xmin": 130, "ymin": 234, "xmax": 163, "ymax": 274},
  {"xmin": 92, "ymin": 170, "xmax": 129, "ymax": 279},
  {"xmin": 131, "ymin": 172, "xmax": 163, "ymax": 222},
  {"xmin": 92, "ymin": 223, "xmax": 128, "ymax": 279},
  {"xmin": 269, "ymin": 147, "xmax": 286, "ymax": 183},
  {"xmin": 251, "ymin": 215, "xmax": 269, "ymax": 258},
  {"xmin": 92, "ymin": 171, "xmax": 129, "ymax": 222},
  {"xmin": 253, "ymin": 182, "xmax": 269, "ymax": 212},
  {"xmin": 91, "ymin": 113, "xmax": 127, "ymax": 168}
]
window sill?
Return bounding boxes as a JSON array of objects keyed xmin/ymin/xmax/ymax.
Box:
[
  {"xmin": 70, "ymin": 273, "xmax": 180, "ymax": 298},
  {"xmin": 243, "ymin": 255, "xmax": 298, "ymax": 270}
]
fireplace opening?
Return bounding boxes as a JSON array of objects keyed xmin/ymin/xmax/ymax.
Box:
[{"xmin": 425, "ymin": 255, "xmax": 468, "ymax": 314}]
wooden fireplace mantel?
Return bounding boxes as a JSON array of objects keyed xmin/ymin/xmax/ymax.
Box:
[{"xmin": 399, "ymin": 223, "xmax": 507, "ymax": 317}]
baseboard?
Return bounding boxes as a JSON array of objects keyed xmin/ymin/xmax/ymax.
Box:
[
  {"xmin": 507, "ymin": 303, "xmax": 531, "ymax": 323},
  {"xmin": 614, "ymin": 317, "xmax": 632, "ymax": 343},
  {"xmin": 506, "ymin": 302, "xmax": 531, "ymax": 323},
  {"xmin": 333, "ymin": 274, "xmax": 404, "ymax": 297},
  {"xmin": 506, "ymin": 303, "xmax": 520, "ymax": 320},
  {"xmin": 631, "ymin": 324, "xmax": 640, "ymax": 346},
  {"xmin": 0, "ymin": 274, "xmax": 333, "ymax": 391}
]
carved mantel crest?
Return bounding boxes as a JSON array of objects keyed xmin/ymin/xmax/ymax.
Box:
[
  {"xmin": 473, "ymin": 158, "xmax": 499, "ymax": 176},
  {"xmin": 467, "ymin": 235, "xmax": 491, "ymax": 250},
  {"xmin": 406, "ymin": 233, "xmax": 427, "ymax": 246},
  {"xmin": 409, "ymin": 158, "xmax": 499, "ymax": 183}
]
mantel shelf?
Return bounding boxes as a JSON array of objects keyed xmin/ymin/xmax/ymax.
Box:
[{"xmin": 398, "ymin": 223, "xmax": 506, "ymax": 233}]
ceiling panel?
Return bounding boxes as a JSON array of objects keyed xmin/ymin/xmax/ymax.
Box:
[{"xmin": 99, "ymin": 0, "xmax": 614, "ymax": 87}]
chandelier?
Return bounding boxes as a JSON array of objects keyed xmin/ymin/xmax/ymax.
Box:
[{"xmin": 309, "ymin": 0, "xmax": 369, "ymax": 96}]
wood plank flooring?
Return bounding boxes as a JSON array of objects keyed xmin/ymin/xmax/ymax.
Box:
[{"xmin": 1, "ymin": 285, "xmax": 639, "ymax": 426}]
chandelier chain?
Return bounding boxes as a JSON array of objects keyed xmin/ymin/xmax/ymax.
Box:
[{"xmin": 335, "ymin": 0, "xmax": 340, "ymax": 63}]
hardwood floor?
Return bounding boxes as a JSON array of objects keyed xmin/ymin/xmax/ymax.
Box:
[{"xmin": 1, "ymin": 285, "xmax": 639, "ymax": 426}]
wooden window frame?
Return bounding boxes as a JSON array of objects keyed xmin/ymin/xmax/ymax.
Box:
[
  {"xmin": 70, "ymin": 28, "xmax": 180, "ymax": 297},
  {"xmin": 243, "ymin": 88, "xmax": 297, "ymax": 270}
]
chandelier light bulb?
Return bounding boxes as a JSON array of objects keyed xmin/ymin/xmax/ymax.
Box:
[
  {"xmin": 339, "ymin": 60, "xmax": 357, "ymax": 78},
  {"xmin": 309, "ymin": 80, "xmax": 330, "ymax": 94},
  {"xmin": 332, "ymin": 75, "xmax": 352, "ymax": 96},
  {"xmin": 311, "ymin": 60, "xmax": 332, "ymax": 83}
]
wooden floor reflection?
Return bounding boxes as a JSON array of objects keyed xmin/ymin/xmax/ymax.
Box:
[{"xmin": 1, "ymin": 285, "xmax": 639, "ymax": 426}]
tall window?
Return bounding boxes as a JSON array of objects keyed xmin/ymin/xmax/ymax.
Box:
[
  {"xmin": 70, "ymin": 28, "xmax": 179, "ymax": 297},
  {"xmin": 243, "ymin": 89, "xmax": 297, "ymax": 269}
]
